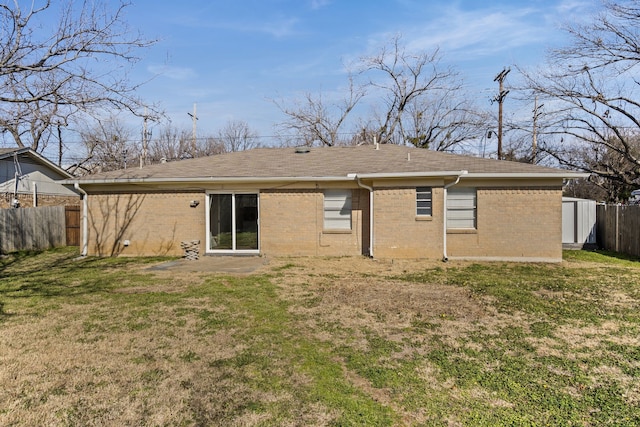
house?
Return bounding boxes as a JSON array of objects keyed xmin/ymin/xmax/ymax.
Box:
[
  {"xmin": 0, "ymin": 147, "xmax": 80, "ymax": 208},
  {"xmin": 66, "ymin": 144, "xmax": 587, "ymax": 261}
]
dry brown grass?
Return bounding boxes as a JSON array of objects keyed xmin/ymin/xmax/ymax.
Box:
[{"xmin": 1, "ymin": 251, "xmax": 639, "ymax": 426}]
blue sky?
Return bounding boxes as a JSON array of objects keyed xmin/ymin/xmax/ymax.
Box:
[
  {"xmin": 123, "ymin": 0, "xmax": 598, "ymax": 142},
  {"xmin": 20, "ymin": 0, "xmax": 597, "ymax": 153}
]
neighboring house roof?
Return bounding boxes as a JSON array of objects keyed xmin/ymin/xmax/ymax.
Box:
[
  {"xmin": 69, "ymin": 144, "xmax": 587, "ymax": 185},
  {"xmin": 0, "ymin": 147, "xmax": 72, "ymax": 180},
  {"xmin": 0, "ymin": 170, "xmax": 79, "ymax": 196}
]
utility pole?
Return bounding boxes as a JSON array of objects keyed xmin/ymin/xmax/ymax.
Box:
[
  {"xmin": 187, "ymin": 103, "xmax": 198, "ymax": 155},
  {"xmin": 122, "ymin": 147, "xmax": 128, "ymax": 169},
  {"xmin": 532, "ymin": 96, "xmax": 543, "ymax": 164},
  {"xmin": 57, "ymin": 124, "xmax": 63, "ymax": 167},
  {"xmin": 493, "ymin": 67, "xmax": 510, "ymax": 160},
  {"xmin": 141, "ymin": 108, "xmax": 151, "ymax": 168}
]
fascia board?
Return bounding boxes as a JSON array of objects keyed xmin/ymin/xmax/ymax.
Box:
[
  {"xmin": 464, "ymin": 172, "xmax": 590, "ymax": 179},
  {"xmin": 349, "ymin": 171, "xmax": 468, "ymax": 179},
  {"xmin": 64, "ymin": 170, "xmax": 588, "ymax": 186},
  {"xmin": 67, "ymin": 171, "xmax": 470, "ymax": 186},
  {"xmin": 64, "ymin": 176, "xmax": 355, "ymax": 186}
]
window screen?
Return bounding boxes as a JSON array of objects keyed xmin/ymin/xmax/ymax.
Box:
[
  {"xmin": 324, "ymin": 190, "xmax": 352, "ymax": 230},
  {"xmin": 416, "ymin": 187, "xmax": 432, "ymax": 216},
  {"xmin": 447, "ymin": 188, "xmax": 476, "ymax": 229}
]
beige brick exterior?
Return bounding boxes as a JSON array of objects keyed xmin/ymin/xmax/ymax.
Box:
[
  {"xmin": 446, "ymin": 187, "xmax": 563, "ymax": 261},
  {"xmin": 372, "ymin": 187, "xmax": 444, "ymax": 259},
  {"xmin": 0, "ymin": 192, "xmax": 80, "ymax": 209},
  {"xmin": 260, "ymin": 188, "xmax": 368, "ymax": 257},
  {"xmin": 86, "ymin": 192, "xmax": 206, "ymax": 256},
  {"xmin": 83, "ymin": 183, "xmax": 563, "ymax": 261}
]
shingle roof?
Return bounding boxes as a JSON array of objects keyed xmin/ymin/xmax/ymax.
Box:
[
  {"xmin": 0, "ymin": 147, "xmax": 29, "ymax": 157},
  {"xmin": 0, "ymin": 147, "xmax": 72, "ymax": 179},
  {"xmin": 73, "ymin": 144, "xmax": 584, "ymax": 183}
]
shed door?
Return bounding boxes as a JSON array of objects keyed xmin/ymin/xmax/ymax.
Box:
[{"xmin": 562, "ymin": 201, "xmax": 576, "ymax": 243}]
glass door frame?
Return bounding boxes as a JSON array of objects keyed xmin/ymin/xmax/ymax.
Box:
[{"xmin": 206, "ymin": 191, "xmax": 260, "ymax": 254}]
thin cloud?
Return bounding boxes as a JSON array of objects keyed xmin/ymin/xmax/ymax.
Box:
[
  {"xmin": 310, "ymin": 0, "xmax": 331, "ymax": 10},
  {"xmin": 257, "ymin": 16, "xmax": 301, "ymax": 38},
  {"xmin": 406, "ymin": 6, "xmax": 547, "ymax": 59},
  {"xmin": 178, "ymin": 15, "xmax": 301, "ymax": 39},
  {"xmin": 147, "ymin": 65, "xmax": 197, "ymax": 80}
]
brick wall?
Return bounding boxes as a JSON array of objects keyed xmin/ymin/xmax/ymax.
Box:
[
  {"xmin": 447, "ymin": 187, "xmax": 563, "ymax": 260},
  {"xmin": 0, "ymin": 192, "xmax": 80, "ymax": 209},
  {"xmin": 373, "ymin": 187, "xmax": 444, "ymax": 259},
  {"xmin": 260, "ymin": 188, "xmax": 367, "ymax": 257},
  {"xmin": 83, "ymin": 185, "xmax": 562, "ymax": 261},
  {"xmin": 86, "ymin": 188, "xmax": 367, "ymax": 258},
  {"xmin": 86, "ymin": 192, "xmax": 205, "ymax": 256}
]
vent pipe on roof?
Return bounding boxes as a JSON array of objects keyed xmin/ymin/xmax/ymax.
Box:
[{"xmin": 295, "ymin": 147, "xmax": 310, "ymax": 154}]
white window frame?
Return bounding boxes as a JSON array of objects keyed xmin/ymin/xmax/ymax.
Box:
[
  {"xmin": 416, "ymin": 187, "xmax": 433, "ymax": 216},
  {"xmin": 206, "ymin": 191, "xmax": 260, "ymax": 254},
  {"xmin": 446, "ymin": 187, "xmax": 477, "ymax": 229},
  {"xmin": 323, "ymin": 189, "xmax": 352, "ymax": 231}
]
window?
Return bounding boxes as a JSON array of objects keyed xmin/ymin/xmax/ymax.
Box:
[
  {"xmin": 208, "ymin": 193, "xmax": 259, "ymax": 252},
  {"xmin": 324, "ymin": 189, "xmax": 352, "ymax": 230},
  {"xmin": 416, "ymin": 187, "xmax": 432, "ymax": 216},
  {"xmin": 447, "ymin": 188, "xmax": 476, "ymax": 229}
]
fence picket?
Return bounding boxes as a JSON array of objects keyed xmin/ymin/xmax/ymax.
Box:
[
  {"xmin": 0, "ymin": 206, "xmax": 68, "ymax": 253},
  {"xmin": 596, "ymin": 204, "xmax": 640, "ymax": 258}
]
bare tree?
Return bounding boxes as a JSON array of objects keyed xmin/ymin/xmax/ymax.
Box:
[
  {"xmin": 148, "ymin": 125, "xmax": 224, "ymax": 162},
  {"xmin": 520, "ymin": 0, "xmax": 640, "ymax": 189},
  {"xmin": 195, "ymin": 136, "xmax": 225, "ymax": 157},
  {"xmin": 148, "ymin": 126, "xmax": 193, "ymax": 162},
  {"xmin": 403, "ymin": 88, "xmax": 489, "ymax": 152},
  {"xmin": 360, "ymin": 35, "xmax": 482, "ymax": 147},
  {"xmin": 0, "ymin": 0, "xmax": 157, "ymax": 151},
  {"xmin": 275, "ymin": 36, "xmax": 486, "ymax": 150},
  {"xmin": 274, "ymin": 75, "xmax": 365, "ymax": 147},
  {"xmin": 217, "ymin": 119, "xmax": 260, "ymax": 152},
  {"xmin": 69, "ymin": 116, "xmax": 137, "ymax": 174}
]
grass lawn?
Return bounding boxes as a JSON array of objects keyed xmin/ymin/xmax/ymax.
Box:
[{"xmin": 1, "ymin": 248, "xmax": 639, "ymax": 426}]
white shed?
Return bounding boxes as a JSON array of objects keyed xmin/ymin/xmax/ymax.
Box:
[{"xmin": 562, "ymin": 197, "xmax": 597, "ymax": 247}]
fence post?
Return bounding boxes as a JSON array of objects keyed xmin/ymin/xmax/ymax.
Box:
[{"xmin": 615, "ymin": 204, "xmax": 619, "ymax": 253}]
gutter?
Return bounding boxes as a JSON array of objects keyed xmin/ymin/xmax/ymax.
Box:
[
  {"xmin": 348, "ymin": 170, "xmax": 469, "ymax": 259},
  {"xmin": 353, "ymin": 171, "xmax": 470, "ymax": 179},
  {"xmin": 463, "ymin": 172, "xmax": 590, "ymax": 179},
  {"xmin": 74, "ymin": 183, "xmax": 88, "ymax": 256},
  {"xmin": 443, "ymin": 171, "xmax": 468, "ymax": 262},
  {"xmin": 352, "ymin": 176, "xmax": 374, "ymax": 258},
  {"xmin": 64, "ymin": 175, "xmax": 360, "ymax": 186},
  {"xmin": 63, "ymin": 170, "xmax": 474, "ymax": 186}
]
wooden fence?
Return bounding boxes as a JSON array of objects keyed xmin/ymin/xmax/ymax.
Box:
[
  {"xmin": 596, "ymin": 204, "xmax": 640, "ymax": 258},
  {"xmin": 0, "ymin": 206, "xmax": 73, "ymax": 253},
  {"xmin": 65, "ymin": 205, "xmax": 80, "ymax": 246}
]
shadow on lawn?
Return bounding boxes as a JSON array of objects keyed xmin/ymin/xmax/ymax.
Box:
[
  {"xmin": 593, "ymin": 250, "xmax": 640, "ymax": 262},
  {"xmin": 0, "ymin": 249, "xmax": 159, "ymax": 316},
  {"xmin": 566, "ymin": 249, "xmax": 640, "ymax": 264}
]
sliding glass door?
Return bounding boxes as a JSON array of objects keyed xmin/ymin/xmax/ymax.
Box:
[{"xmin": 208, "ymin": 193, "xmax": 259, "ymax": 253}]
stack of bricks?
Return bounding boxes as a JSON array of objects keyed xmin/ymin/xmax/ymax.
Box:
[{"xmin": 180, "ymin": 240, "xmax": 200, "ymax": 260}]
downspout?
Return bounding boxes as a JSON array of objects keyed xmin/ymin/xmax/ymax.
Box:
[
  {"xmin": 353, "ymin": 176, "xmax": 374, "ymax": 258},
  {"xmin": 74, "ymin": 183, "xmax": 88, "ymax": 256},
  {"xmin": 443, "ymin": 171, "xmax": 468, "ymax": 262}
]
